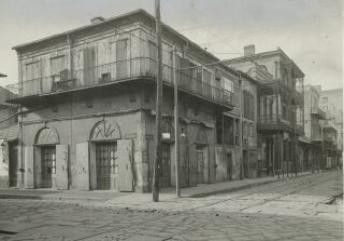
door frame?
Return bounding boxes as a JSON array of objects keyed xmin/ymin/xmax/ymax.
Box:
[
  {"xmin": 8, "ymin": 140, "xmax": 18, "ymax": 188},
  {"xmin": 195, "ymin": 145, "xmax": 209, "ymax": 184},
  {"xmin": 38, "ymin": 144, "xmax": 56, "ymax": 189},
  {"xmin": 89, "ymin": 139, "xmax": 118, "ymax": 190}
]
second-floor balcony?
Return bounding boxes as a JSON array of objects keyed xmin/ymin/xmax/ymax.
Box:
[
  {"xmin": 258, "ymin": 114, "xmax": 303, "ymax": 134},
  {"xmin": 7, "ymin": 57, "xmax": 234, "ymax": 109},
  {"xmin": 311, "ymin": 107, "xmax": 326, "ymax": 120}
]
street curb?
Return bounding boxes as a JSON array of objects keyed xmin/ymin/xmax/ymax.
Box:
[
  {"xmin": 189, "ymin": 179, "xmax": 279, "ymax": 198},
  {"xmin": 189, "ymin": 172, "xmax": 312, "ymax": 198},
  {"xmin": 0, "ymin": 173, "xmax": 313, "ymax": 201},
  {"xmin": 0, "ymin": 194, "xmax": 42, "ymax": 200}
]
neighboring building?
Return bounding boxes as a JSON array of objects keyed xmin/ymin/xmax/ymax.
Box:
[
  {"xmin": 5, "ymin": 9, "xmax": 240, "ymax": 191},
  {"xmin": 0, "ymin": 86, "xmax": 18, "ymax": 188},
  {"xmin": 225, "ymin": 45, "xmax": 305, "ymax": 177},
  {"xmin": 320, "ymin": 88, "xmax": 343, "ymax": 167},
  {"xmin": 241, "ymin": 72, "xmax": 259, "ymax": 178},
  {"xmin": 301, "ymin": 85, "xmax": 326, "ymax": 172},
  {"xmin": 214, "ymin": 71, "xmax": 258, "ymax": 181}
]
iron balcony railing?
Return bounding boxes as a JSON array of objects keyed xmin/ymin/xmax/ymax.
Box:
[
  {"xmin": 7, "ymin": 57, "xmax": 233, "ymax": 107},
  {"xmin": 258, "ymin": 113, "xmax": 303, "ymax": 132},
  {"xmin": 311, "ymin": 107, "xmax": 326, "ymax": 120}
]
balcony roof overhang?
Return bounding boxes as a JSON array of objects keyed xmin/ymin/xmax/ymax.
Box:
[{"xmin": 7, "ymin": 77, "xmax": 234, "ymax": 111}]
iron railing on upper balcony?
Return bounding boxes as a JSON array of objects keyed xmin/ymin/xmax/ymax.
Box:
[
  {"xmin": 258, "ymin": 113, "xmax": 303, "ymax": 133},
  {"xmin": 6, "ymin": 57, "xmax": 233, "ymax": 107},
  {"xmin": 258, "ymin": 114, "xmax": 279, "ymax": 124},
  {"xmin": 311, "ymin": 107, "xmax": 326, "ymax": 120}
]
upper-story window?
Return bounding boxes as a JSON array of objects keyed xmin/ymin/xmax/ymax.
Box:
[
  {"xmin": 322, "ymin": 97, "xmax": 328, "ymax": 103},
  {"xmin": 243, "ymin": 90, "xmax": 255, "ymax": 120},
  {"xmin": 223, "ymin": 77, "xmax": 234, "ymax": 93},
  {"xmin": 25, "ymin": 61, "xmax": 41, "ymax": 81},
  {"xmin": 116, "ymin": 39, "xmax": 129, "ymax": 79},
  {"xmin": 50, "ymin": 55, "xmax": 67, "ymax": 82}
]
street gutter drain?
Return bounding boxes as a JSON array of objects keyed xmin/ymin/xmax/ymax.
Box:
[{"xmin": 0, "ymin": 230, "xmax": 17, "ymax": 235}]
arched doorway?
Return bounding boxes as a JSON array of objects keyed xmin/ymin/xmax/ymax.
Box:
[
  {"xmin": 89, "ymin": 120, "xmax": 121, "ymax": 190},
  {"xmin": 35, "ymin": 127, "xmax": 59, "ymax": 188}
]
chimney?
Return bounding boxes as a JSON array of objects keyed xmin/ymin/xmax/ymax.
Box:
[
  {"xmin": 244, "ymin": 44, "xmax": 255, "ymax": 56},
  {"xmin": 90, "ymin": 16, "xmax": 105, "ymax": 25}
]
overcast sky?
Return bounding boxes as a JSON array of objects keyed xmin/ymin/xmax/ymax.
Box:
[{"xmin": 0, "ymin": 0, "xmax": 342, "ymax": 90}]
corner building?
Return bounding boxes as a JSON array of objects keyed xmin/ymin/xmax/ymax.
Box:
[{"xmin": 7, "ymin": 10, "xmax": 239, "ymax": 192}]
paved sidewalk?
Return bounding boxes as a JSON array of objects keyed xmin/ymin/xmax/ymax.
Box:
[{"xmin": 0, "ymin": 171, "xmax": 312, "ymax": 202}]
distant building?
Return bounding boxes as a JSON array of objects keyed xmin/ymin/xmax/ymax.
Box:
[
  {"xmin": 225, "ymin": 45, "xmax": 305, "ymax": 177},
  {"xmin": 320, "ymin": 88, "xmax": 343, "ymax": 167},
  {"xmin": 301, "ymin": 85, "xmax": 326, "ymax": 172}
]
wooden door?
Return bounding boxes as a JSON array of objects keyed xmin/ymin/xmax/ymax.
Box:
[
  {"xmin": 196, "ymin": 148, "xmax": 205, "ymax": 184},
  {"xmin": 9, "ymin": 142, "xmax": 18, "ymax": 187},
  {"xmin": 83, "ymin": 47, "xmax": 96, "ymax": 86},
  {"xmin": 160, "ymin": 144, "xmax": 171, "ymax": 187},
  {"xmin": 179, "ymin": 140, "xmax": 189, "ymax": 187},
  {"xmin": 96, "ymin": 142, "xmax": 117, "ymax": 190},
  {"xmin": 243, "ymin": 151, "xmax": 249, "ymax": 178},
  {"xmin": 227, "ymin": 153, "xmax": 232, "ymax": 181},
  {"xmin": 116, "ymin": 39, "xmax": 129, "ymax": 79},
  {"xmin": 41, "ymin": 146, "xmax": 56, "ymax": 188}
]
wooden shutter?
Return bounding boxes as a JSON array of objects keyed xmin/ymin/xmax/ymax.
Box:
[
  {"xmin": 75, "ymin": 142, "xmax": 89, "ymax": 190},
  {"xmin": 56, "ymin": 144, "xmax": 69, "ymax": 189},
  {"xmin": 116, "ymin": 39, "xmax": 128, "ymax": 79},
  {"xmin": 83, "ymin": 48, "xmax": 96, "ymax": 86},
  {"xmin": 24, "ymin": 146, "xmax": 34, "ymax": 188},
  {"xmin": 117, "ymin": 139, "xmax": 133, "ymax": 191}
]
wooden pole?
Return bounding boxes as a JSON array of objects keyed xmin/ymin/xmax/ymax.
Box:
[
  {"xmin": 239, "ymin": 74, "xmax": 244, "ymax": 180},
  {"xmin": 152, "ymin": 0, "xmax": 163, "ymax": 202},
  {"xmin": 173, "ymin": 46, "xmax": 181, "ymax": 197}
]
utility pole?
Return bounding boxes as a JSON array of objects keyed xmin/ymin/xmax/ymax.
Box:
[
  {"xmin": 152, "ymin": 0, "xmax": 163, "ymax": 202},
  {"xmin": 173, "ymin": 46, "xmax": 180, "ymax": 197}
]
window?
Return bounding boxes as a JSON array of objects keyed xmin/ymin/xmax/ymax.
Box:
[
  {"xmin": 148, "ymin": 40, "xmax": 157, "ymax": 75},
  {"xmin": 25, "ymin": 61, "xmax": 41, "ymax": 81},
  {"xmin": 116, "ymin": 39, "xmax": 129, "ymax": 78},
  {"xmin": 235, "ymin": 119, "xmax": 240, "ymax": 145},
  {"xmin": 243, "ymin": 90, "xmax": 255, "ymax": 120},
  {"xmin": 50, "ymin": 56, "xmax": 66, "ymax": 82},
  {"xmin": 322, "ymin": 97, "xmax": 328, "ymax": 103},
  {"xmin": 223, "ymin": 77, "xmax": 234, "ymax": 92}
]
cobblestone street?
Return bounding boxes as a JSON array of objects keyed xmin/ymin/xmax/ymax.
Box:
[{"xmin": 0, "ymin": 171, "xmax": 342, "ymax": 241}]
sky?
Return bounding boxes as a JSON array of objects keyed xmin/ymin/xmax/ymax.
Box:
[{"xmin": 0, "ymin": 0, "xmax": 342, "ymax": 90}]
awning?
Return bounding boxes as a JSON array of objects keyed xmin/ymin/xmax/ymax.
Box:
[{"xmin": 0, "ymin": 125, "xmax": 18, "ymax": 141}]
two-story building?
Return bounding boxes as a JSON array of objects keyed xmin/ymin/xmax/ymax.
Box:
[
  {"xmin": 225, "ymin": 45, "xmax": 305, "ymax": 177},
  {"xmin": 6, "ymin": 9, "xmax": 239, "ymax": 192}
]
